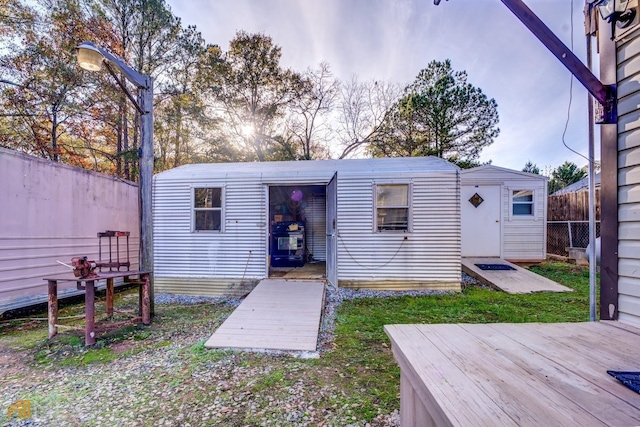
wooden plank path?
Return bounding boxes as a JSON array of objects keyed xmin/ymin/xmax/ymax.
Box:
[
  {"xmin": 385, "ymin": 322, "xmax": 640, "ymax": 427},
  {"xmin": 205, "ymin": 279, "xmax": 325, "ymax": 351},
  {"xmin": 462, "ymin": 257, "xmax": 572, "ymax": 294}
]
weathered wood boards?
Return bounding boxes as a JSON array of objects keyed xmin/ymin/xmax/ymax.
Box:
[
  {"xmin": 205, "ymin": 279, "xmax": 325, "ymax": 352},
  {"xmin": 385, "ymin": 322, "xmax": 640, "ymax": 427},
  {"xmin": 461, "ymin": 257, "xmax": 572, "ymax": 294}
]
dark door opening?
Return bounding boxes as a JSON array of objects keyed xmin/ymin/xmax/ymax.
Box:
[{"xmin": 268, "ymin": 185, "xmax": 326, "ymax": 279}]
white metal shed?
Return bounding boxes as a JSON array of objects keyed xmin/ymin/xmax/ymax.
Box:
[
  {"xmin": 460, "ymin": 165, "xmax": 548, "ymax": 262},
  {"xmin": 153, "ymin": 156, "xmax": 461, "ymax": 297}
]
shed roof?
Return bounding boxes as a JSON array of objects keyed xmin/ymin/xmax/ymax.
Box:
[
  {"xmin": 461, "ymin": 164, "xmax": 548, "ymax": 181},
  {"xmin": 155, "ymin": 156, "xmax": 458, "ymax": 181}
]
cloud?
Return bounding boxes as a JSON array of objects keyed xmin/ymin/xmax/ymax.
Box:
[{"xmin": 169, "ymin": 0, "xmax": 597, "ymax": 170}]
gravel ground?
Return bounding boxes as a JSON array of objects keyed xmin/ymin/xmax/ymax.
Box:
[{"xmin": 2, "ymin": 274, "xmax": 482, "ymax": 426}]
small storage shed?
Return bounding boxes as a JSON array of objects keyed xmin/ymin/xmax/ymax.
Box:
[
  {"xmin": 460, "ymin": 165, "xmax": 548, "ymax": 262},
  {"xmin": 153, "ymin": 156, "xmax": 461, "ymax": 297}
]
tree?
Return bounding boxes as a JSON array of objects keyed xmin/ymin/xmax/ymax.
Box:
[
  {"xmin": 0, "ymin": 0, "xmax": 35, "ymax": 37},
  {"xmin": 548, "ymin": 161, "xmax": 587, "ymax": 194},
  {"xmin": 282, "ymin": 61, "xmax": 338, "ymax": 160},
  {"xmin": 0, "ymin": 0, "xmax": 94, "ymax": 165},
  {"xmin": 198, "ymin": 31, "xmax": 304, "ymax": 162},
  {"xmin": 523, "ymin": 160, "xmax": 541, "ymax": 174},
  {"xmin": 369, "ymin": 59, "xmax": 499, "ymax": 163},
  {"xmin": 154, "ymin": 25, "xmax": 208, "ymax": 171},
  {"xmin": 335, "ymin": 76, "xmax": 399, "ymax": 159},
  {"xmin": 96, "ymin": 0, "xmax": 182, "ymax": 178}
]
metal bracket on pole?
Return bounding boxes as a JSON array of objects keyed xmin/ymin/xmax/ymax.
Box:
[
  {"xmin": 103, "ymin": 61, "xmax": 145, "ymax": 115},
  {"xmin": 595, "ymin": 84, "xmax": 617, "ymax": 124}
]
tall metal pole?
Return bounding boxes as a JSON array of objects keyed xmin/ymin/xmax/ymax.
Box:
[
  {"xmin": 139, "ymin": 78, "xmax": 155, "ymax": 316},
  {"xmin": 586, "ymin": 28, "xmax": 597, "ymax": 322}
]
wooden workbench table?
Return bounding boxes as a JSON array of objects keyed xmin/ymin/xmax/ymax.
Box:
[
  {"xmin": 385, "ymin": 322, "xmax": 640, "ymax": 426},
  {"xmin": 44, "ymin": 271, "xmax": 151, "ymax": 346}
]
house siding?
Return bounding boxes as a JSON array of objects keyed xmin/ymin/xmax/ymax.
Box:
[
  {"xmin": 617, "ymin": 25, "xmax": 640, "ymax": 327},
  {"xmin": 153, "ymin": 157, "xmax": 461, "ymax": 296},
  {"xmin": 461, "ymin": 166, "xmax": 547, "ymax": 262}
]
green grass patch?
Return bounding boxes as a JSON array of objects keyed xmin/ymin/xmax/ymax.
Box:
[
  {"xmin": 252, "ymin": 368, "xmax": 287, "ymax": 392},
  {"xmin": 58, "ymin": 347, "xmax": 118, "ymax": 366}
]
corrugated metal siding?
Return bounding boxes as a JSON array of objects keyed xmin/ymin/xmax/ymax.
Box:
[
  {"xmin": 339, "ymin": 280, "xmax": 459, "ymax": 291},
  {"xmin": 461, "ymin": 166, "xmax": 547, "ymax": 261},
  {"xmin": 153, "ymin": 171, "xmax": 336, "ymax": 294},
  {"xmin": 155, "ymin": 277, "xmax": 258, "ymax": 297},
  {"xmin": 617, "ymin": 26, "xmax": 640, "ymax": 327},
  {"xmin": 0, "ymin": 148, "xmax": 140, "ymax": 313},
  {"xmin": 153, "ymin": 176, "xmax": 267, "ymax": 282},
  {"xmin": 154, "ymin": 157, "xmax": 461, "ymax": 294},
  {"xmin": 307, "ymin": 194, "xmax": 326, "ymax": 261},
  {"xmin": 336, "ymin": 172, "xmax": 460, "ymax": 286}
]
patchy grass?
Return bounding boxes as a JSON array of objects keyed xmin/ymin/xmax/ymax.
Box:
[{"xmin": 0, "ymin": 261, "xmax": 594, "ymax": 425}]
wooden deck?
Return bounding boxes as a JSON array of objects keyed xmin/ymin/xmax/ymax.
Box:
[
  {"xmin": 385, "ymin": 321, "xmax": 640, "ymax": 427},
  {"xmin": 205, "ymin": 279, "xmax": 325, "ymax": 352},
  {"xmin": 462, "ymin": 257, "xmax": 572, "ymax": 294}
]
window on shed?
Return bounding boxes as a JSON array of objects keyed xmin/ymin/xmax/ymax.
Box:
[
  {"xmin": 375, "ymin": 184, "xmax": 410, "ymax": 231},
  {"xmin": 194, "ymin": 187, "xmax": 222, "ymax": 231},
  {"xmin": 512, "ymin": 190, "xmax": 534, "ymax": 216}
]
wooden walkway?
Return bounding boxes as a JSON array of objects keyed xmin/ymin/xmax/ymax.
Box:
[
  {"xmin": 205, "ymin": 279, "xmax": 325, "ymax": 352},
  {"xmin": 462, "ymin": 257, "xmax": 572, "ymax": 294},
  {"xmin": 385, "ymin": 321, "xmax": 640, "ymax": 426}
]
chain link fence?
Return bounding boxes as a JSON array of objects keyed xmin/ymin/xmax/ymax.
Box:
[{"xmin": 547, "ymin": 221, "xmax": 600, "ymax": 257}]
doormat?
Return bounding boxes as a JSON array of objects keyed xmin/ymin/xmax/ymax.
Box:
[
  {"xmin": 607, "ymin": 371, "xmax": 640, "ymax": 393},
  {"xmin": 474, "ymin": 264, "xmax": 516, "ymax": 271}
]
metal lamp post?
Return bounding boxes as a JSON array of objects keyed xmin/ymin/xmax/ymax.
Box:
[{"xmin": 76, "ymin": 41, "xmax": 154, "ymax": 315}]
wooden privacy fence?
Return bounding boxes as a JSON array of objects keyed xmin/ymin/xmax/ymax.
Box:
[{"xmin": 547, "ymin": 188, "xmax": 600, "ymax": 221}]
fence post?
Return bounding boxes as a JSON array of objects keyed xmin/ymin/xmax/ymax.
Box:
[{"xmin": 567, "ymin": 221, "xmax": 573, "ymax": 248}]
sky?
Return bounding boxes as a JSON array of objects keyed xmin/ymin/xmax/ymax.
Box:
[{"xmin": 167, "ymin": 0, "xmax": 597, "ymax": 172}]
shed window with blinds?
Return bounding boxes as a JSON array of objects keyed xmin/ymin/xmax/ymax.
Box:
[
  {"xmin": 512, "ymin": 190, "xmax": 534, "ymax": 216},
  {"xmin": 193, "ymin": 187, "xmax": 223, "ymax": 231},
  {"xmin": 375, "ymin": 184, "xmax": 410, "ymax": 231}
]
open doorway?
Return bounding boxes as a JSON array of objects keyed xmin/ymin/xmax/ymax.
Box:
[{"xmin": 268, "ymin": 185, "xmax": 327, "ymax": 279}]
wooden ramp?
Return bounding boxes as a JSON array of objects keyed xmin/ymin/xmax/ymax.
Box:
[
  {"xmin": 462, "ymin": 257, "xmax": 572, "ymax": 294},
  {"xmin": 205, "ymin": 279, "xmax": 325, "ymax": 352}
]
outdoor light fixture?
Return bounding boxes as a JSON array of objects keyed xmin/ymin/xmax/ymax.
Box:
[
  {"xmin": 75, "ymin": 41, "xmax": 155, "ymax": 314},
  {"xmin": 595, "ymin": 0, "xmax": 637, "ymax": 37},
  {"xmin": 76, "ymin": 42, "xmax": 103, "ymax": 71}
]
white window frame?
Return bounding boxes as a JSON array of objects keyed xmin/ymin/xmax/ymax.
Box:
[
  {"xmin": 192, "ymin": 185, "xmax": 225, "ymax": 232},
  {"xmin": 511, "ymin": 188, "xmax": 535, "ymax": 218},
  {"xmin": 373, "ymin": 182, "xmax": 412, "ymax": 232}
]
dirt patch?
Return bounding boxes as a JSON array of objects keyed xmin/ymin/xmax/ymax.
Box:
[
  {"xmin": 109, "ymin": 340, "xmax": 138, "ymax": 354},
  {"xmin": 0, "ymin": 345, "xmax": 37, "ymax": 382}
]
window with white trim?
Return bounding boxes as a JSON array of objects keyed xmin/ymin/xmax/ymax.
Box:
[
  {"xmin": 193, "ymin": 187, "xmax": 223, "ymax": 231},
  {"xmin": 375, "ymin": 184, "xmax": 410, "ymax": 231},
  {"xmin": 512, "ymin": 189, "xmax": 534, "ymax": 216}
]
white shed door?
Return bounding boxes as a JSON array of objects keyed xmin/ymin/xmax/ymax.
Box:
[{"xmin": 461, "ymin": 185, "xmax": 501, "ymax": 257}]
